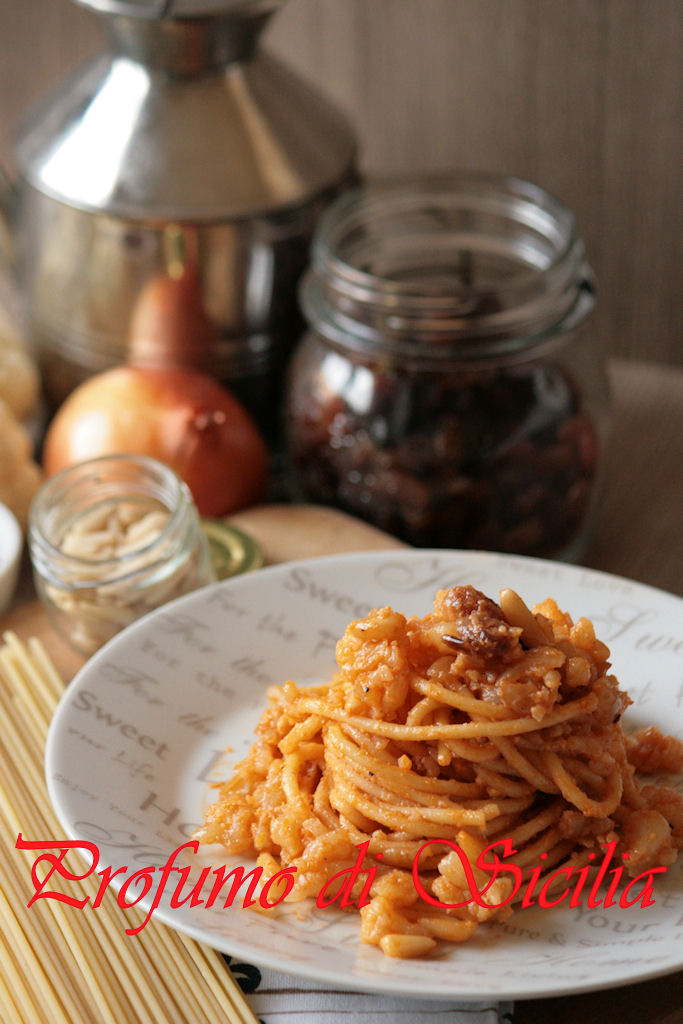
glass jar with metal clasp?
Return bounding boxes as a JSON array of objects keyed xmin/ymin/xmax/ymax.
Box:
[{"xmin": 285, "ymin": 174, "xmax": 610, "ymax": 561}]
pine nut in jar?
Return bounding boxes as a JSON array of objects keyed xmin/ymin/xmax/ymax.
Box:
[
  {"xmin": 286, "ymin": 174, "xmax": 610, "ymax": 560},
  {"xmin": 28, "ymin": 454, "xmax": 215, "ymax": 655}
]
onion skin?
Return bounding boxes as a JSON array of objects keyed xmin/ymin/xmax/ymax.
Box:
[
  {"xmin": 43, "ymin": 366, "xmax": 268, "ymax": 517},
  {"xmin": 128, "ymin": 264, "xmax": 218, "ymax": 367}
]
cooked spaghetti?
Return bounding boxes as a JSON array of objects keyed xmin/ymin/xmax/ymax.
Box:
[{"xmin": 195, "ymin": 586, "xmax": 683, "ymax": 958}]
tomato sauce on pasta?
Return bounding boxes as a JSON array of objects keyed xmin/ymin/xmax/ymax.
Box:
[{"xmin": 195, "ymin": 586, "xmax": 683, "ymax": 958}]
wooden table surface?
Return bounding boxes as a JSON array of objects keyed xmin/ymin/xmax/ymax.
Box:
[{"xmin": 2, "ymin": 357, "xmax": 682, "ymax": 1022}]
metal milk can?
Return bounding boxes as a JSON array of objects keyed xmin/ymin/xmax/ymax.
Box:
[{"xmin": 0, "ymin": 0, "xmax": 357, "ymax": 438}]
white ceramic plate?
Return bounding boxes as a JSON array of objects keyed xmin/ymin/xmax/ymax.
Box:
[{"xmin": 45, "ymin": 550, "xmax": 683, "ymax": 1001}]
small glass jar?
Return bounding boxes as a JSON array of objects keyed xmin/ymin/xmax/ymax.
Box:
[
  {"xmin": 29, "ymin": 454, "xmax": 215, "ymax": 655},
  {"xmin": 286, "ymin": 174, "xmax": 610, "ymax": 560}
]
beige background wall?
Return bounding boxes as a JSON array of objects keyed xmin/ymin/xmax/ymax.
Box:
[{"xmin": 0, "ymin": 0, "xmax": 680, "ymax": 364}]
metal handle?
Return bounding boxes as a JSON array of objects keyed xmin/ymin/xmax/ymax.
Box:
[{"xmin": 73, "ymin": 0, "xmax": 282, "ymax": 18}]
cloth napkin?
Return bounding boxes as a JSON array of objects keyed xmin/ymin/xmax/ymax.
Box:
[{"xmin": 226, "ymin": 958, "xmax": 514, "ymax": 1024}]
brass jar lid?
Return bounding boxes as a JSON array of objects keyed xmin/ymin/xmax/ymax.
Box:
[{"xmin": 200, "ymin": 519, "xmax": 265, "ymax": 580}]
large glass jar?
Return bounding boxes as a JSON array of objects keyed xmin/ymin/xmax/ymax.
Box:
[{"xmin": 285, "ymin": 175, "xmax": 610, "ymax": 560}]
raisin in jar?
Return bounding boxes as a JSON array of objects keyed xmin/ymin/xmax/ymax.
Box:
[{"xmin": 285, "ymin": 175, "xmax": 610, "ymax": 560}]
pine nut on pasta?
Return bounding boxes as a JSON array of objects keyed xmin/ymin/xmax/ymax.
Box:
[{"xmin": 195, "ymin": 585, "xmax": 683, "ymax": 958}]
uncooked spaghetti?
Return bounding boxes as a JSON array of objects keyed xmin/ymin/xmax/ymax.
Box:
[
  {"xmin": 195, "ymin": 586, "xmax": 683, "ymax": 958},
  {"xmin": 0, "ymin": 632, "xmax": 259, "ymax": 1024}
]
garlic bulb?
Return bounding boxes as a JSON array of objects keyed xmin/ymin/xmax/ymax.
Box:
[
  {"xmin": 0, "ymin": 305, "xmax": 40, "ymax": 422},
  {"xmin": 0, "ymin": 399, "xmax": 42, "ymax": 531}
]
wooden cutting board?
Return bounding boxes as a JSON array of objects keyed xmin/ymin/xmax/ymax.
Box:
[{"xmin": 1, "ymin": 504, "xmax": 404, "ymax": 683}]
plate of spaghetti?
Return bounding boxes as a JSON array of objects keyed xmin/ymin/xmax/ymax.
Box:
[{"xmin": 46, "ymin": 550, "xmax": 683, "ymax": 1000}]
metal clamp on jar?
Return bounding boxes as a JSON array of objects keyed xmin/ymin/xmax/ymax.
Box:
[{"xmin": 286, "ymin": 174, "xmax": 610, "ymax": 560}]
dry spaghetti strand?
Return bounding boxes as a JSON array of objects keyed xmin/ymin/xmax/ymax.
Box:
[{"xmin": 0, "ymin": 632, "xmax": 259, "ymax": 1024}]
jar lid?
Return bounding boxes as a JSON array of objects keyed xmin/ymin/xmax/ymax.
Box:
[{"xmin": 200, "ymin": 519, "xmax": 265, "ymax": 579}]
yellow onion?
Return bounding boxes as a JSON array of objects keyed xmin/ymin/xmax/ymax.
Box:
[{"xmin": 43, "ymin": 366, "xmax": 268, "ymax": 516}]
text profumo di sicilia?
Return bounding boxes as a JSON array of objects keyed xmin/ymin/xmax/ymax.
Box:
[{"xmin": 15, "ymin": 833, "xmax": 668, "ymax": 935}]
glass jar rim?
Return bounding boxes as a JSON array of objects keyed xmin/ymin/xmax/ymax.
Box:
[
  {"xmin": 28, "ymin": 454, "xmax": 196, "ymax": 587},
  {"xmin": 301, "ymin": 172, "xmax": 595, "ymax": 361}
]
